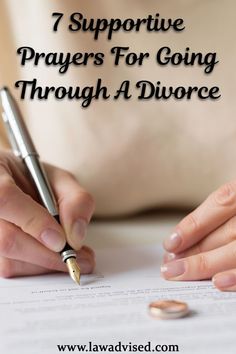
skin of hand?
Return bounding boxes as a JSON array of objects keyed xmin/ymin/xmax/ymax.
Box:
[
  {"xmin": 162, "ymin": 180, "xmax": 236, "ymax": 292},
  {"xmin": 0, "ymin": 150, "xmax": 95, "ymax": 278}
]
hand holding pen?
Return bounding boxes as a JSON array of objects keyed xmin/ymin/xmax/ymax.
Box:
[{"xmin": 0, "ymin": 88, "xmax": 95, "ymax": 281}]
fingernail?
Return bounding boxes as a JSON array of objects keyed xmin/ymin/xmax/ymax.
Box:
[
  {"xmin": 163, "ymin": 252, "xmax": 177, "ymax": 263},
  {"xmin": 70, "ymin": 219, "xmax": 87, "ymax": 249},
  {"xmin": 40, "ymin": 229, "xmax": 65, "ymax": 252},
  {"xmin": 213, "ymin": 273, "xmax": 236, "ymax": 289},
  {"xmin": 161, "ymin": 260, "xmax": 186, "ymax": 279},
  {"xmin": 163, "ymin": 232, "xmax": 182, "ymax": 252}
]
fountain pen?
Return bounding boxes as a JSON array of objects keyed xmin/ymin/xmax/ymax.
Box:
[{"xmin": 0, "ymin": 87, "xmax": 81, "ymax": 284}]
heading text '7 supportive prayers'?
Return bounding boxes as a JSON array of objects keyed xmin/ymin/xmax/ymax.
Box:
[{"xmin": 14, "ymin": 12, "xmax": 221, "ymax": 108}]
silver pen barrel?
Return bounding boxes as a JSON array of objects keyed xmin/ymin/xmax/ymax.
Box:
[
  {"xmin": 24, "ymin": 155, "xmax": 58, "ymax": 216},
  {"xmin": 0, "ymin": 87, "xmax": 58, "ymax": 215},
  {"xmin": 0, "ymin": 87, "xmax": 37, "ymax": 158}
]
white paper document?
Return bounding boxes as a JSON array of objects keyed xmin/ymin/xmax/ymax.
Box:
[{"xmin": 0, "ymin": 244, "xmax": 236, "ymax": 354}]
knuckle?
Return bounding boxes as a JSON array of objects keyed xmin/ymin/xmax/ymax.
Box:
[
  {"xmin": 89, "ymin": 248, "xmax": 96, "ymax": 263},
  {"xmin": 74, "ymin": 190, "xmax": 95, "ymax": 214},
  {"xmin": 0, "ymin": 226, "xmax": 16, "ymax": 255},
  {"xmin": 80, "ymin": 190, "xmax": 95, "ymax": 207},
  {"xmin": 0, "ymin": 258, "xmax": 14, "ymax": 278},
  {"xmin": 65, "ymin": 170, "xmax": 78, "ymax": 182},
  {"xmin": 83, "ymin": 245, "xmax": 95, "ymax": 258},
  {"xmin": 91, "ymin": 248, "xmax": 95, "ymax": 258},
  {"xmin": 22, "ymin": 213, "xmax": 41, "ymax": 234},
  {"xmin": 193, "ymin": 243, "xmax": 204, "ymax": 255},
  {"xmin": 22, "ymin": 203, "xmax": 54, "ymax": 235},
  {"xmin": 225, "ymin": 217, "xmax": 236, "ymax": 242},
  {"xmin": 196, "ymin": 254, "xmax": 210, "ymax": 276},
  {"xmin": 0, "ymin": 175, "xmax": 14, "ymax": 190},
  {"xmin": 0, "ymin": 177, "xmax": 15, "ymax": 208},
  {"xmin": 0, "ymin": 154, "xmax": 13, "ymax": 173},
  {"xmin": 214, "ymin": 182, "xmax": 236, "ymax": 207},
  {"xmin": 230, "ymin": 240, "xmax": 236, "ymax": 258},
  {"xmin": 181, "ymin": 213, "xmax": 199, "ymax": 234},
  {"xmin": 45, "ymin": 256, "xmax": 60, "ymax": 271},
  {"xmin": 79, "ymin": 250, "xmax": 96, "ymax": 274},
  {"xmin": 87, "ymin": 255, "xmax": 96, "ymax": 273}
]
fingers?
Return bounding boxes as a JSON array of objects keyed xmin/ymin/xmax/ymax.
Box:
[
  {"xmin": 163, "ymin": 181, "xmax": 236, "ymax": 254},
  {"xmin": 0, "ymin": 219, "xmax": 62, "ymax": 270},
  {"xmin": 163, "ymin": 214, "xmax": 236, "ymax": 263},
  {"xmin": 0, "ymin": 170, "xmax": 66, "ymax": 252},
  {"xmin": 0, "ymin": 155, "xmax": 95, "ymax": 278},
  {"xmin": 163, "ymin": 215, "xmax": 236, "ymax": 262},
  {"xmin": 0, "ymin": 252, "xmax": 95, "ymax": 278},
  {"xmin": 161, "ymin": 241, "xmax": 236, "ymax": 281},
  {"xmin": 0, "ymin": 219, "xmax": 95, "ymax": 276},
  {"xmin": 0, "ymin": 155, "xmax": 95, "ymax": 253},
  {"xmin": 45, "ymin": 165, "xmax": 95, "ymax": 250},
  {"xmin": 0, "ymin": 257, "xmax": 52, "ymax": 278},
  {"xmin": 213, "ymin": 270, "xmax": 236, "ymax": 291}
]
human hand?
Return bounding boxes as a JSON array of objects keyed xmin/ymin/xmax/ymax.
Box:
[
  {"xmin": 162, "ymin": 180, "xmax": 236, "ymax": 291},
  {"xmin": 0, "ymin": 150, "xmax": 95, "ymax": 278}
]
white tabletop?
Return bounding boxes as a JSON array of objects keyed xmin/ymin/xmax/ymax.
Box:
[{"xmin": 86, "ymin": 211, "xmax": 185, "ymax": 249}]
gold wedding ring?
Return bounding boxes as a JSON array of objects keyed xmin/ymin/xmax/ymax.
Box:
[{"xmin": 149, "ymin": 300, "xmax": 189, "ymax": 320}]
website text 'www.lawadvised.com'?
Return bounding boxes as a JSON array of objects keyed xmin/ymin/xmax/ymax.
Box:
[{"xmin": 57, "ymin": 341, "xmax": 179, "ymax": 352}]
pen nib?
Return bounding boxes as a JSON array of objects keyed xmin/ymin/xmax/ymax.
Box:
[{"xmin": 66, "ymin": 258, "xmax": 81, "ymax": 285}]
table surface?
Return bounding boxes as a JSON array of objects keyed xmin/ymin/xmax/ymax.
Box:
[{"xmin": 86, "ymin": 211, "xmax": 185, "ymax": 249}]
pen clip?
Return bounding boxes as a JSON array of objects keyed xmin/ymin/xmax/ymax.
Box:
[{"xmin": 2, "ymin": 112, "xmax": 21, "ymax": 157}]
